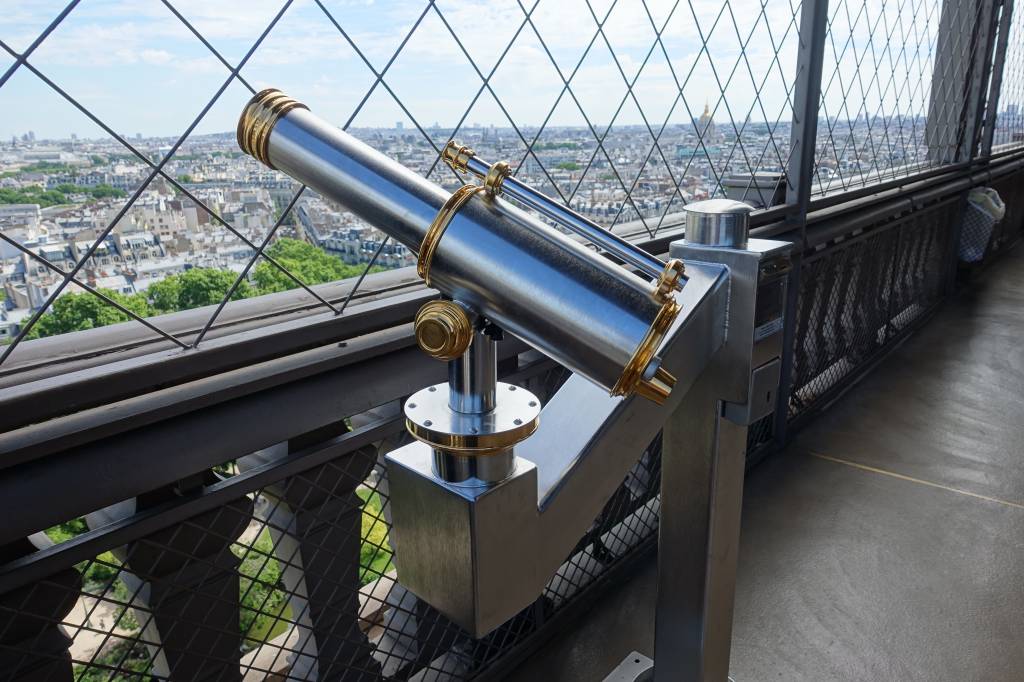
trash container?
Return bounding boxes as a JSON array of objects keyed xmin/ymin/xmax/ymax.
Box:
[{"xmin": 958, "ymin": 187, "xmax": 1006, "ymax": 263}]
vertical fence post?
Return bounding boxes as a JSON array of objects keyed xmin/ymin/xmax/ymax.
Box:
[
  {"xmin": 93, "ymin": 479, "xmax": 253, "ymax": 681},
  {"xmin": 238, "ymin": 423, "xmax": 383, "ymax": 682},
  {"xmin": 0, "ymin": 536, "xmax": 79, "ymax": 681},
  {"xmin": 982, "ymin": 0, "xmax": 1016, "ymax": 156},
  {"xmin": 775, "ymin": 0, "xmax": 829, "ymax": 449},
  {"xmin": 968, "ymin": 1, "xmax": 1003, "ymax": 159},
  {"xmin": 786, "ymin": 0, "xmax": 830, "ymax": 229},
  {"xmin": 927, "ymin": 0, "xmax": 1000, "ymax": 163}
]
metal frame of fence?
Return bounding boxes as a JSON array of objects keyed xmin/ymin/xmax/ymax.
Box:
[{"xmin": 0, "ymin": 1, "xmax": 1023, "ymax": 680}]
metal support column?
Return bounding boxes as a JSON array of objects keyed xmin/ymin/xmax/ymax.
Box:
[
  {"xmin": 927, "ymin": 0, "xmax": 1000, "ymax": 163},
  {"xmin": 651, "ymin": 202, "xmax": 792, "ymax": 681},
  {"xmin": 777, "ymin": 1, "xmax": 828, "ymax": 449},
  {"xmin": 655, "ymin": 371, "xmax": 749, "ymax": 681},
  {"xmin": 968, "ymin": 1, "xmax": 1004, "ymax": 158},
  {"xmin": 786, "ymin": 0, "xmax": 830, "ymax": 224},
  {"xmin": 982, "ymin": 0, "xmax": 1016, "ymax": 156}
]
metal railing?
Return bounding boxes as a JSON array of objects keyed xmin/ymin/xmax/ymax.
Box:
[
  {"xmin": 2, "ymin": 0, "xmax": 1015, "ymax": 372},
  {"xmin": 0, "ymin": 1, "xmax": 1023, "ymax": 680}
]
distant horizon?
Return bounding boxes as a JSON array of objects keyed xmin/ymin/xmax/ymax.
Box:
[
  {"xmin": 0, "ymin": 1, "xmax": 956, "ymax": 141},
  {"xmin": 5, "ymin": 112, "xmax": 963, "ymax": 147}
]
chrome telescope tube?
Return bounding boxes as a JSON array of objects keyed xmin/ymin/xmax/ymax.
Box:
[
  {"xmin": 441, "ymin": 143, "xmax": 672, "ymax": 282},
  {"xmin": 238, "ymin": 89, "xmax": 678, "ymax": 403}
]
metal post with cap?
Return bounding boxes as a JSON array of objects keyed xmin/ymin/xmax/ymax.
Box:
[{"xmin": 607, "ymin": 198, "xmax": 792, "ymax": 681}]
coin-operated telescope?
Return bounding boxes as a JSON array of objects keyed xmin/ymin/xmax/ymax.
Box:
[{"xmin": 239, "ymin": 89, "xmax": 791, "ymax": 681}]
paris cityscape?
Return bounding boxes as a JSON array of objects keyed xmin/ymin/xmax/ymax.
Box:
[{"xmin": 1, "ymin": 106, "xmax": 1022, "ymax": 342}]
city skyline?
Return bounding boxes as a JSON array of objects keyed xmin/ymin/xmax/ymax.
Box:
[{"xmin": 0, "ymin": 0, "xmax": 946, "ymax": 140}]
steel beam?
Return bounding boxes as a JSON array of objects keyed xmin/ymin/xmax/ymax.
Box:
[
  {"xmin": 982, "ymin": 0, "xmax": 1016, "ymax": 156},
  {"xmin": 786, "ymin": 0, "xmax": 830, "ymax": 236}
]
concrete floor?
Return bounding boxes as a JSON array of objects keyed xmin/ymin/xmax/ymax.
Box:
[{"xmin": 505, "ymin": 246, "xmax": 1024, "ymax": 681}]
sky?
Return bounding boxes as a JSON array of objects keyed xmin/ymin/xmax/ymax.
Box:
[{"xmin": 0, "ymin": 0, "xmax": 943, "ymax": 141}]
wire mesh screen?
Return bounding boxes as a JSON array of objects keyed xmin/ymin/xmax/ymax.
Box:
[
  {"xmin": 812, "ymin": 0, "xmax": 954, "ymax": 195},
  {"xmin": 0, "ymin": 0, "xmax": 806, "ymax": 364},
  {"xmin": 787, "ymin": 197, "xmax": 957, "ymax": 421},
  {"xmin": 0, "ymin": 353, "xmax": 673, "ymax": 682},
  {"xmin": 992, "ymin": 0, "xmax": 1024, "ymax": 149}
]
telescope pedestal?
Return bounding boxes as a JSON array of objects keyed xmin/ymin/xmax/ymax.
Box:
[{"xmin": 403, "ymin": 328, "xmax": 540, "ymax": 486}]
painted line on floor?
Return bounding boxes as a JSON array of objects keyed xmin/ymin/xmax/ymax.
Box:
[{"xmin": 808, "ymin": 451, "xmax": 1024, "ymax": 511}]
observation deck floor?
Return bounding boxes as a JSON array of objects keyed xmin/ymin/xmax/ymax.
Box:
[{"xmin": 505, "ymin": 244, "xmax": 1024, "ymax": 681}]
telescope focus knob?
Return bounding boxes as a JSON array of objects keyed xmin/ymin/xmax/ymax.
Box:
[{"xmin": 415, "ymin": 300, "xmax": 474, "ymax": 361}]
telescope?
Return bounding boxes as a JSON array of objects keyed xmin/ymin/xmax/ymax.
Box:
[{"xmin": 238, "ymin": 89, "xmax": 792, "ymax": 681}]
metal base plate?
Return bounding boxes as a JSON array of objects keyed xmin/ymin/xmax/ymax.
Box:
[
  {"xmin": 603, "ymin": 652, "xmax": 653, "ymax": 682},
  {"xmin": 603, "ymin": 652, "xmax": 737, "ymax": 681},
  {"xmin": 404, "ymin": 381, "xmax": 541, "ymax": 454}
]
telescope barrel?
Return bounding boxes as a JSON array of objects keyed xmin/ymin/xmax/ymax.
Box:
[
  {"xmin": 443, "ymin": 144, "xmax": 668, "ymax": 281},
  {"xmin": 238, "ymin": 89, "xmax": 678, "ymax": 403}
]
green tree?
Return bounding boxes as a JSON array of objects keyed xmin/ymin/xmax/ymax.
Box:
[
  {"xmin": 556, "ymin": 161, "xmax": 580, "ymax": 171},
  {"xmin": 177, "ymin": 174, "xmax": 193, "ymax": 183},
  {"xmin": 145, "ymin": 268, "xmax": 252, "ymax": 313},
  {"xmin": 26, "ymin": 289, "xmax": 151, "ymax": 339},
  {"xmin": 0, "ymin": 186, "xmax": 69, "ymax": 208},
  {"xmin": 252, "ymin": 238, "xmax": 373, "ymax": 293},
  {"xmin": 237, "ymin": 529, "xmax": 290, "ymax": 649},
  {"xmin": 89, "ymin": 183, "xmax": 126, "ymax": 200}
]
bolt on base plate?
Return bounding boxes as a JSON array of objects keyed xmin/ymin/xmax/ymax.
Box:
[
  {"xmin": 603, "ymin": 652, "xmax": 737, "ymax": 682},
  {"xmin": 603, "ymin": 652, "xmax": 653, "ymax": 682}
]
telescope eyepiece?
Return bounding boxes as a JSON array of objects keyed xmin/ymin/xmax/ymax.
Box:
[{"xmin": 237, "ymin": 88, "xmax": 308, "ymax": 169}]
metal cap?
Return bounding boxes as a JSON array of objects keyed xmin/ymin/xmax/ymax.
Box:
[
  {"xmin": 683, "ymin": 198, "xmax": 753, "ymax": 248},
  {"xmin": 414, "ymin": 300, "xmax": 474, "ymax": 361}
]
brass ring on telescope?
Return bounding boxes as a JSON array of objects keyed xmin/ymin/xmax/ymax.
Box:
[
  {"xmin": 418, "ymin": 184, "xmax": 487, "ymax": 286},
  {"xmin": 484, "ymin": 161, "xmax": 511, "ymax": 196},
  {"xmin": 442, "ymin": 141, "xmax": 476, "ymax": 173},
  {"xmin": 610, "ymin": 298, "xmax": 681, "ymax": 405},
  {"xmin": 652, "ymin": 258, "xmax": 686, "ymax": 304},
  {"xmin": 237, "ymin": 88, "xmax": 309, "ymax": 169}
]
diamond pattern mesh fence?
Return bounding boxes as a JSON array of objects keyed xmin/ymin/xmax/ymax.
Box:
[
  {"xmin": 0, "ymin": 358, "xmax": 675, "ymax": 681},
  {"xmin": 1, "ymin": 0, "xmax": 1015, "ymax": 361},
  {"xmin": 0, "ymin": 0, "xmax": 810, "ymax": 363},
  {"xmin": 787, "ymin": 195, "xmax": 957, "ymax": 422},
  {"xmin": 991, "ymin": 0, "xmax": 1024, "ymax": 149},
  {"xmin": 812, "ymin": 0, "xmax": 949, "ymax": 195},
  {"xmin": 1, "ymin": 2, "xmax": 1023, "ymax": 681}
]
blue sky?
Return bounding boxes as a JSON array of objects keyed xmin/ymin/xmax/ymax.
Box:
[{"xmin": 0, "ymin": 0, "xmax": 938, "ymax": 141}]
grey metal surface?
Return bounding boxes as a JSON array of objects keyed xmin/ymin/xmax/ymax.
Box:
[
  {"xmin": 265, "ymin": 105, "xmax": 670, "ymax": 396},
  {"xmin": 433, "ymin": 194, "xmax": 664, "ymax": 393},
  {"xmin": 651, "ymin": 238, "xmax": 790, "ymax": 681},
  {"xmin": 387, "ymin": 261, "xmax": 730, "ymax": 637},
  {"xmin": 786, "ymin": 0, "xmax": 830, "ymax": 211},
  {"xmin": 683, "ymin": 200, "xmax": 754, "ymax": 248},
  {"xmin": 724, "ymin": 358, "xmax": 782, "ymax": 426},
  {"xmin": 671, "ymin": 239, "xmax": 793, "ymax": 405},
  {"xmin": 603, "ymin": 652, "xmax": 653, "ymax": 682},
  {"xmin": 460, "ymin": 153, "xmax": 667, "ymax": 280},
  {"xmin": 387, "ymin": 444, "xmax": 541, "ymax": 637},
  {"xmin": 431, "ymin": 449, "xmax": 517, "ymax": 486},
  {"xmin": 982, "ymin": 0, "xmax": 1016, "ymax": 156},
  {"xmin": 449, "ymin": 331, "xmax": 498, "ymax": 414},
  {"xmin": 504, "ymin": 242, "xmax": 1024, "ymax": 682},
  {"xmin": 269, "ymin": 109, "xmax": 446, "ymax": 251},
  {"xmin": 656, "ymin": 375, "xmax": 747, "ymax": 682}
]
